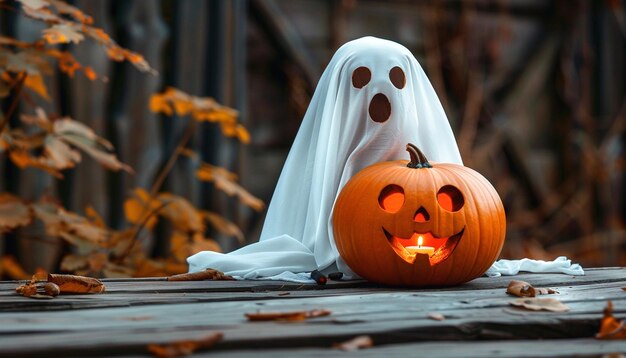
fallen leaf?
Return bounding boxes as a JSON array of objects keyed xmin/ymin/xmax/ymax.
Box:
[
  {"xmin": 427, "ymin": 312, "xmax": 445, "ymax": 321},
  {"xmin": 47, "ymin": 273, "xmax": 105, "ymax": 293},
  {"xmin": 167, "ymin": 269, "xmax": 233, "ymax": 282},
  {"xmin": 506, "ymin": 280, "xmax": 558, "ymax": 297},
  {"xmin": 245, "ymin": 309, "xmax": 331, "ymax": 322},
  {"xmin": 333, "ymin": 335, "xmax": 373, "ymax": 351},
  {"xmin": 596, "ymin": 301, "xmax": 626, "ymax": 340},
  {"xmin": 15, "ymin": 281, "xmax": 38, "ymax": 297},
  {"xmin": 509, "ymin": 298, "xmax": 569, "ymax": 312},
  {"xmin": 147, "ymin": 332, "xmax": 223, "ymax": 358},
  {"xmin": 507, "ymin": 280, "xmax": 536, "ymax": 297}
]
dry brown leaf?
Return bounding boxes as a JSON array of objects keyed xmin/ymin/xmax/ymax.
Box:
[
  {"xmin": 15, "ymin": 281, "xmax": 37, "ymax": 297},
  {"xmin": 509, "ymin": 298, "xmax": 569, "ymax": 312},
  {"xmin": 596, "ymin": 301, "xmax": 626, "ymax": 340},
  {"xmin": 427, "ymin": 312, "xmax": 445, "ymax": 321},
  {"xmin": 203, "ymin": 211, "xmax": 244, "ymax": 244},
  {"xmin": 245, "ymin": 309, "xmax": 331, "ymax": 322},
  {"xmin": 18, "ymin": 0, "xmax": 49, "ymax": 10},
  {"xmin": 147, "ymin": 332, "xmax": 223, "ymax": 358},
  {"xmin": 0, "ymin": 193, "xmax": 32, "ymax": 233},
  {"xmin": 333, "ymin": 335, "xmax": 374, "ymax": 352},
  {"xmin": 196, "ymin": 164, "xmax": 264, "ymax": 212},
  {"xmin": 506, "ymin": 280, "xmax": 558, "ymax": 297},
  {"xmin": 48, "ymin": 273, "xmax": 105, "ymax": 294},
  {"xmin": 507, "ymin": 280, "xmax": 536, "ymax": 297},
  {"xmin": 167, "ymin": 268, "xmax": 233, "ymax": 282},
  {"xmin": 49, "ymin": 0, "xmax": 93, "ymax": 24},
  {"xmin": 157, "ymin": 193, "xmax": 204, "ymax": 233}
]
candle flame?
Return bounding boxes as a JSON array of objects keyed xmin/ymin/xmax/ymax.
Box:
[{"xmin": 417, "ymin": 235, "xmax": 423, "ymax": 247}]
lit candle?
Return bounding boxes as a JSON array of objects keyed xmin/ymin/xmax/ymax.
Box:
[{"xmin": 405, "ymin": 236, "xmax": 434, "ymax": 255}]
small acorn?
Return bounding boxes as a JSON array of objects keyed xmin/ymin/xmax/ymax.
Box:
[{"xmin": 44, "ymin": 282, "xmax": 61, "ymax": 297}]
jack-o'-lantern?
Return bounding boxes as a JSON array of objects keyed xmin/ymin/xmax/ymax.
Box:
[{"xmin": 332, "ymin": 143, "xmax": 506, "ymax": 286}]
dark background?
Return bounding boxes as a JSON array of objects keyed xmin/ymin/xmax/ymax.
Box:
[{"xmin": 1, "ymin": 0, "xmax": 625, "ymax": 272}]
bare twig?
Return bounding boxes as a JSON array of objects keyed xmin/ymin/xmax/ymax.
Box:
[{"xmin": 0, "ymin": 71, "xmax": 27, "ymax": 132}]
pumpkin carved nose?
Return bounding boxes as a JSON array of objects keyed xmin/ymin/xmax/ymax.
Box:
[{"xmin": 414, "ymin": 206, "xmax": 430, "ymax": 222}]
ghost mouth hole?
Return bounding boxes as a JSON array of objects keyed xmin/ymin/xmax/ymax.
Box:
[{"xmin": 369, "ymin": 93, "xmax": 391, "ymax": 123}]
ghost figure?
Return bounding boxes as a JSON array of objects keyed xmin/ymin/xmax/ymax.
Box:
[{"xmin": 187, "ymin": 36, "xmax": 462, "ymax": 282}]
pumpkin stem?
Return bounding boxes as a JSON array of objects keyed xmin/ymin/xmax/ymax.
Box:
[{"xmin": 406, "ymin": 143, "xmax": 432, "ymax": 169}]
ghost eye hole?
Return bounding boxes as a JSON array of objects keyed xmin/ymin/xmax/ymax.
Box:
[
  {"xmin": 352, "ymin": 66, "xmax": 371, "ymax": 89},
  {"xmin": 379, "ymin": 185, "xmax": 404, "ymax": 213},
  {"xmin": 389, "ymin": 66, "xmax": 405, "ymax": 89},
  {"xmin": 437, "ymin": 185, "xmax": 464, "ymax": 212}
]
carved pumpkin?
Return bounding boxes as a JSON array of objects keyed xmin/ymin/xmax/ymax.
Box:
[{"xmin": 332, "ymin": 143, "xmax": 506, "ymax": 286}]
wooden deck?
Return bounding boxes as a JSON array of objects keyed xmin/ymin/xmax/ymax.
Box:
[{"xmin": 1, "ymin": 268, "xmax": 625, "ymax": 357}]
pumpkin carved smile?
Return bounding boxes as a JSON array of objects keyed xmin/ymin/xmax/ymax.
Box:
[{"xmin": 383, "ymin": 228, "xmax": 464, "ymax": 265}]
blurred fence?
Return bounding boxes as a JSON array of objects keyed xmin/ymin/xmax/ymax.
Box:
[{"xmin": 1, "ymin": 0, "xmax": 625, "ymax": 272}]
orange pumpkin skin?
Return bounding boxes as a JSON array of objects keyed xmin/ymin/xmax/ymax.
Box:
[{"xmin": 333, "ymin": 144, "xmax": 506, "ymax": 287}]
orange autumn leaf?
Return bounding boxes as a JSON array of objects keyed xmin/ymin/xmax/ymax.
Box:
[
  {"xmin": 245, "ymin": 309, "xmax": 331, "ymax": 322},
  {"xmin": 83, "ymin": 66, "xmax": 97, "ymax": 80},
  {"xmin": 47, "ymin": 273, "xmax": 105, "ymax": 294},
  {"xmin": 42, "ymin": 23, "xmax": 84, "ymax": 45},
  {"xmin": 0, "ymin": 193, "xmax": 32, "ymax": 233},
  {"xmin": 149, "ymin": 87, "xmax": 247, "ymax": 142},
  {"xmin": 1, "ymin": 255, "xmax": 31, "ymax": 280},
  {"xmin": 596, "ymin": 301, "xmax": 626, "ymax": 340},
  {"xmin": 124, "ymin": 188, "xmax": 161, "ymax": 230},
  {"xmin": 147, "ymin": 332, "xmax": 223, "ymax": 358},
  {"xmin": 24, "ymin": 73, "xmax": 50, "ymax": 100},
  {"xmin": 167, "ymin": 268, "xmax": 233, "ymax": 282},
  {"xmin": 48, "ymin": 0, "xmax": 93, "ymax": 24}
]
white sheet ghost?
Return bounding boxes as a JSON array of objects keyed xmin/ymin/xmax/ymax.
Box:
[{"xmin": 187, "ymin": 36, "xmax": 463, "ymax": 282}]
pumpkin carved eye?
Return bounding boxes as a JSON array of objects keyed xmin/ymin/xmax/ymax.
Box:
[
  {"xmin": 389, "ymin": 66, "xmax": 405, "ymax": 89},
  {"xmin": 437, "ymin": 185, "xmax": 464, "ymax": 212},
  {"xmin": 378, "ymin": 184, "xmax": 404, "ymax": 212},
  {"xmin": 352, "ymin": 66, "xmax": 371, "ymax": 88}
]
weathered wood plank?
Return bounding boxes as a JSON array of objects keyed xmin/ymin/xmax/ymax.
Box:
[
  {"xmin": 0, "ymin": 279, "xmax": 623, "ymax": 354},
  {"xmin": 208, "ymin": 339, "xmax": 626, "ymax": 358},
  {"xmin": 0, "ymin": 268, "xmax": 623, "ymax": 356}
]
